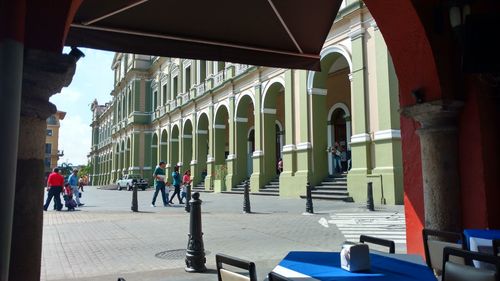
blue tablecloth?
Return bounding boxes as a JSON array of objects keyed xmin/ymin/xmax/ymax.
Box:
[
  {"xmin": 277, "ymin": 251, "xmax": 437, "ymax": 281},
  {"xmin": 463, "ymin": 229, "xmax": 500, "ymax": 250}
]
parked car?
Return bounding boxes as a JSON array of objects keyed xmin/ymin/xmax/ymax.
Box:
[{"xmin": 116, "ymin": 174, "xmax": 149, "ymax": 191}]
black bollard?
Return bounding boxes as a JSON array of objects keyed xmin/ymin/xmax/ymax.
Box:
[
  {"xmin": 306, "ymin": 182, "xmax": 314, "ymax": 214},
  {"xmin": 243, "ymin": 179, "xmax": 251, "ymax": 213},
  {"xmin": 367, "ymin": 182, "xmax": 374, "ymax": 211},
  {"xmin": 185, "ymin": 192, "xmax": 207, "ymax": 272},
  {"xmin": 184, "ymin": 184, "xmax": 191, "ymax": 213},
  {"xmin": 131, "ymin": 184, "xmax": 138, "ymax": 212}
]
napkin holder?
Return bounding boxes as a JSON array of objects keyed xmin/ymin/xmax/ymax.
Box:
[{"xmin": 340, "ymin": 243, "xmax": 370, "ymax": 272}]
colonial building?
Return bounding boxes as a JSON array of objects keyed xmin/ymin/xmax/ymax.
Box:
[
  {"xmin": 89, "ymin": 2, "xmax": 403, "ymax": 204},
  {"xmin": 45, "ymin": 111, "xmax": 66, "ymax": 175}
]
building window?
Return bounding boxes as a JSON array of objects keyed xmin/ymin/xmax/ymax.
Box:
[
  {"xmin": 173, "ymin": 76, "xmax": 178, "ymax": 99},
  {"xmin": 185, "ymin": 66, "xmax": 191, "ymax": 91},
  {"xmin": 47, "ymin": 116, "xmax": 57, "ymax": 125},
  {"xmin": 44, "ymin": 157, "xmax": 51, "ymax": 168},
  {"xmin": 47, "ymin": 129, "xmax": 53, "ymax": 136},
  {"xmin": 45, "ymin": 143, "xmax": 52, "ymax": 154}
]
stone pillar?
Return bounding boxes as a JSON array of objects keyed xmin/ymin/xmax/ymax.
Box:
[
  {"xmin": 371, "ymin": 21, "xmax": 404, "ymax": 205},
  {"xmin": 225, "ymin": 95, "xmax": 237, "ymax": 190},
  {"xmin": 9, "ymin": 49, "xmax": 77, "ymax": 281},
  {"xmin": 347, "ymin": 25, "xmax": 372, "ymax": 201},
  {"xmin": 204, "ymin": 104, "xmax": 215, "ymax": 189},
  {"xmin": 293, "ymin": 70, "xmax": 312, "ymax": 196},
  {"xmin": 0, "ymin": 9, "xmax": 24, "ymax": 279},
  {"xmin": 309, "ymin": 88, "xmax": 328, "ymax": 185},
  {"xmin": 280, "ymin": 70, "xmax": 298, "ymax": 197},
  {"xmin": 250, "ymin": 84, "xmax": 264, "ymax": 193},
  {"xmin": 401, "ymin": 100, "xmax": 463, "ymax": 232}
]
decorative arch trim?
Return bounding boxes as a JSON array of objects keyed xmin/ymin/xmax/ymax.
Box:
[
  {"xmin": 307, "ymin": 44, "xmax": 353, "ymax": 91},
  {"xmin": 261, "ymin": 76, "xmax": 286, "ymax": 109},
  {"xmin": 327, "ymin": 103, "xmax": 351, "ymax": 121}
]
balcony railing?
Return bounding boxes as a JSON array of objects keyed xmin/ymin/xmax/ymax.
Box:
[
  {"xmin": 214, "ymin": 71, "xmax": 224, "ymax": 87},
  {"xmin": 236, "ymin": 64, "xmax": 250, "ymax": 75},
  {"xmin": 196, "ymin": 82, "xmax": 205, "ymax": 97}
]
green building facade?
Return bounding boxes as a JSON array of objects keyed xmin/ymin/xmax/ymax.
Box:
[{"xmin": 89, "ymin": 2, "xmax": 404, "ymax": 205}]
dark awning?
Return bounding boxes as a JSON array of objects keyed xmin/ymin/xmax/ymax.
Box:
[{"xmin": 66, "ymin": 0, "xmax": 342, "ymax": 71}]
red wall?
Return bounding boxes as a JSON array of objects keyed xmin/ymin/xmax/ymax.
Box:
[{"xmin": 400, "ymin": 117, "xmax": 425, "ymax": 254}]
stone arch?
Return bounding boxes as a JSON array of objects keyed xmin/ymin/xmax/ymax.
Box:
[
  {"xmin": 214, "ymin": 104, "xmax": 229, "ymax": 165},
  {"xmin": 261, "ymin": 79, "xmax": 285, "ymax": 183},
  {"xmin": 160, "ymin": 129, "xmax": 168, "ymax": 164},
  {"xmin": 262, "ymin": 77, "xmax": 285, "ymax": 109},
  {"xmin": 151, "ymin": 133, "xmax": 159, "ymax": 168},
  {"xmin": 125, "ymin": 137, "xmax": 131, "ymax": 173},
  {"xmin": 235, "ymin": 90, "xmax": 255, "ymax": 117},
  {"xmin": 195, "ymin": 112, "xmax": 210, "ymax": 186},
  {"xmin": 171, "ymin": 124, "xmax": 180, "ymax": 167},
  {"xmin": 234, "ymin": 93, "xmax": 255, "ymax": 183},
  {"xmin": 307, "ymin": 44, "xmax": 352, "ymax": 90},
  {"xmin": 182, "ymin": 119, "xmax": 193, "ymax": 171}
]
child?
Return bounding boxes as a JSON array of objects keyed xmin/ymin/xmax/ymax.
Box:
[
  {"xmin": 63, "ymin": 183, "xmax": 77, "ymax": 211},
  {"xmin": 181, "ymin": 170, "xmax": 193, "ymax": 203}
]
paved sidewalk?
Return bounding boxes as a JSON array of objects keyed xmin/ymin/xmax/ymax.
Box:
[{"xmin": 41, "ymin": 186, "xmax": 405, "ymax": 281}]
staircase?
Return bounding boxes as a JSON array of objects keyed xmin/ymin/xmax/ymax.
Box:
[
  {"xmin": 224, "ymin": 178, "xmax": 249, "ymax": 194},
  {"xmin": 192, "ymin": 180, "xmax": 213, "ymax": 193},
  {"xmin": 300, "ymin": 173, "xmax": 351, "ymax": 201},
  {"xmin": 254, "ymin": 176, "xmax": 280, "ymax": 196}
]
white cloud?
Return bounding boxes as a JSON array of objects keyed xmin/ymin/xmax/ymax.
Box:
[
  {"xmin": 57, "ymin": 114, "xmax": 91, "ymax": 166},
  {"xmin": 50, "ymin": 48, "xmax": 115, "ymax": 167}
]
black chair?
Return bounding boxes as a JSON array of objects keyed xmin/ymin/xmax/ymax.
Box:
[
  {"xmin": 493, "ymin": 239, "xmax": 500, "ymax": 256},
  {"xmin": 215, "ymin": 253, "xmax": 257, "ymax": 281},
  {"xmin": 359, "ymin": 235, "xmax": 395, "ymax": 254},
  {"xmin": 268, "ymin": 271, "xmax": 288, "ymax": 281},
  {"xmin": 422, "ymin": 228, "xmax": 466, "ymax": 274},
  {"xmin": 442, "ymin": 247, "xmax": 500, "ymax": 281}
]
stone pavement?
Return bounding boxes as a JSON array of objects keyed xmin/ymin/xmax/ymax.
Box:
[{"xmin": 41, "ymin": 186, "xmax": 405, "ymax": 281}]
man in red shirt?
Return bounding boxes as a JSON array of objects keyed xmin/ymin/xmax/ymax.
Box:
[{"xmin": 44, "ymin": 167, "xmax": 65, "ymax": 211}]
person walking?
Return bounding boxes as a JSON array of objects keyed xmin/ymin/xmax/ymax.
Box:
[
  {"xmin": 332, "ymin": 142, "xmax": 342, "ymax": 174},
  {"xmin": 44, "ymin": 167, "xmax": 64, "ymax": 211},
  {"xmin": 169, "ymin": 166, "xmax": 182, "ymax": 204},
  {"xmin": 151, "ymin": 161, "xmax": 169, "ymax": 207},
  {"xmin": 68, "ymin": 169, "xmax": 84, "ymax": 207},
  {"xmin": 277, "ymin": 158, "xmax": 283, "ymax": 174},
  {"xmin": 181, "ymin": 170, "xmax": 193, "ymax": 204}
]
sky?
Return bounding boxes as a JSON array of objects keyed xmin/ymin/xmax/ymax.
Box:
[{"xmin": 50, "ymin": 47, "xmax": 115, "ymax": 166}]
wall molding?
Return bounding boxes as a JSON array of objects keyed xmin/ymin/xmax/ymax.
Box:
[
  {"xmin": 350, "ymin": 133, "xmax": 371, "ymax": 144},
  {"xmin": 296, "ymin": 142, "xmax": 312, "ymax": 151},
  {"xmin": 261, "ymin": 108, "xmax": 277, "ymax": 114},
  {"xmin": 307, "ymin": 88, "xmax": 328, "ymax": 96},
  {"xmin": 374, "ymin": 129, "xmax": 401, "ymax": 141}
]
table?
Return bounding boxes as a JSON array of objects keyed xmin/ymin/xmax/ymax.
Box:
[
  {"xmin": 271, "ymin": 251, "xmax": 437, "ymax": 281},
  {"xmin": 463, "ymin": 229, "xmax": 500, "ymax": 268}
]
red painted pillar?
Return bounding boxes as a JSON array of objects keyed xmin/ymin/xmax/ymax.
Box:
[{"xmin": 0, "ymin": 1, "xmax": 26, "ymax": 280}]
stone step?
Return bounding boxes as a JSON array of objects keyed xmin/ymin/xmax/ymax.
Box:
[
  {"xmin": 251, "ymin": 191, "xmax": 279, "ymax": 196},
  {"xmin": 316, "ymin": 184, "xmax": 347, "ymax": 189},
  {"xmin": 322, "ymin": 178, "xmax": 347, "ymax": 183},
  {"xmin": 310, "ymin": 190, "xmax": 349, "ymax": 196},
  {"xmin": 300, "ymin": 194, "xmax": 352, "ymax": 201},
  {"xmin": 259, "ymin": 187, "xmax": 279, "ymax": 192},
  {"xmin": 314, "ymin": 186, "xmax": 348, "ymax": 191}
]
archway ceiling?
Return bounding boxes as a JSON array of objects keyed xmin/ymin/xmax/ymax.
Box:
[{"xmin": 66, "ymin": 0, "xmax": 342, "ymax": 71}]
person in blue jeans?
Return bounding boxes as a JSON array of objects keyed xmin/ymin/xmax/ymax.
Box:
[
  {"xmin": 169, "ymin": 165, "xmax": 182, "ymax": 204},
  {"xmin": 151, "ymin": 161, "xmax": 169, "ymax": 207}
]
